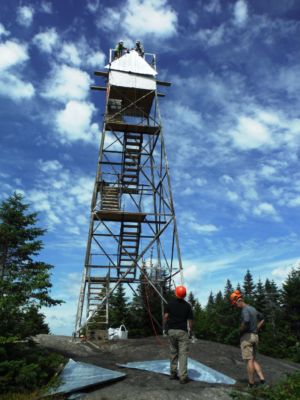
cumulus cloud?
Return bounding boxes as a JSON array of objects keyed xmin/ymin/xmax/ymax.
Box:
[
  {"xmin": 0, "ymin": 72, "xmax": 35, "ymax": 100},
  {"xmin": 0, "ymin": 40, "xmax": 28, "ymax": 70},
  {"xmin": 0, "ymin": 23, "xmax": 9, "ymax": 37},
  {"xmin": 17, "ymin": 5, "xmax": 34, "ymax": 27},
  {"xmin": 0, "ymin": 40, "xmax": 34, "ymax": 101},
  {"xmin": 58, "ymin": 42, "xmax": 82, "ymax": 66},
  {"xmin": 33, "ymin": 28, "xmax": 58, "ymax": 53},
  {"xmin": 230, "ymin": 116, "xmax": 273, "ymax": 150},
  {"xmin": 42, "ymin": 65, "xmax": 91, "ymax": 103},
  {"xmin": 98, "ymin": 0, "xmax": 178, "ymax": 39},
  {"xmin": 56, "ymin": 100, "xmax": 98, "ymax": 143},
  {"xmin": 233, "ymin": 0, "xmax": 248, "ymax": 27},
  {"xmin": 253, "ymin": 202, "xmax": 279, "ymax": 219}
]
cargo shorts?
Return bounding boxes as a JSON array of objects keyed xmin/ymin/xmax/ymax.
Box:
[{"xmin": 240, "ymin": 333, "xmax": 259, "ymax": 360}]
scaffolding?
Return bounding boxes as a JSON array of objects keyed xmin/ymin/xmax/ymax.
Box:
[{"xmin": 75, "ymin": 48, "xmax": 183, "ymax": 339}]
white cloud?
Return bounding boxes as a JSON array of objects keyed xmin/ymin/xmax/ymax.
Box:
[
  {"xmin": 99, "ymin": 0, "xmax": 178, "ymax": 39},
  {"xmin": 33, "ymin": 28, "xmax": 58, "ymax": 53},
  {"xmin": 204, "ymin": 0, "xmax": 221, "ymax": 14},
  {"xmin": 253, "ymin": 202, "xmax": 278, "ymax": 219},
  {"xmin": 233, "ymin": 0, "xmax": 248, "ymax": 27},
  {"xmin": 87, "ymin": 51, "xmax": 105, "ymax": 68},
  {"xmin": 195, "ymin": 25, "xmax": 225, "ymax": 47},
  {"xmin": 42, "ymin": 65, "xmax": 91, "ymax": 103},
  {"xmin": 40, "ymin": 1, "xmax": 52, "ymax": 13},
  {"xmin": 0, "ymin": 23, "xmax": 9, "ymax": 37},
  {"xmin": 17, "ymin": 5, "xmax": 34, "ymax": 27},
  {"xmin": 231, "ymin": 116, "xmax": 273, "ymax": 150},
  {"xmin": 0, "ymin": 40, "xmax": 28, "ymax": 70},
  {"xmin": 58, "ymin": 42, "xmax": 81, "ymax": 66},
  {"xmin": 87, "ymin": 0, "xmax": 100, "ymax": 13},
  {"xmin": 38, "ymin": 159, "xmax": 63, "ymax": 172},
  {"xmin": 0, "ymin": 39, "xmax": 34, "ymax": 100},
  {"xmin": 56, "ymin": 100, "xmax": 98, "ymax": 143},
  {"xmin": 0, "ymin": 72, "xmax": 35, "ymax": 100},
  {"xmin": 189, "ymin": 222, "xmax": 219, "ymax": 234}
]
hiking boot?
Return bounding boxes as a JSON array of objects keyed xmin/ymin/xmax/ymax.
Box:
[
  {"xmin": 247, "ymin": 382, "xmax": 255, "ymax": 389},
  {"xmin": 180, "ymin": 377, "xmax": 190, "ymax": 384},
  {"xmin": 169, "ymin": 373, "xmax": 179, "ymax": 380}
]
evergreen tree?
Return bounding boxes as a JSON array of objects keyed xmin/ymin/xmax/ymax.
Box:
[
  {"xmin": 282, "ymin": 266, "xmax": 300, "ymax": 341},
  {"xmin": 254, "ymin": 279, "xmax": 266, "ymax": 312},
  {"xmin": 243, "ymin": 270, "xmax": 256, "ymax": 301},
  {"xmin": 109, "ymin": 283, "xmax": 128, "ymax": 327},
  {"xmin": 0, "ymin": 193, "xmax": 62, "ymax": 341},
  {"xmin": 188, "ymin": 291, "xmax": 196, "ymax": 308}
]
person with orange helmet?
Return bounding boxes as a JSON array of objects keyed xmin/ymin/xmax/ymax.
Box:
[
  {"xmin": 230, "ymin": 290, "xmax": 266, "ymax": 388},
  {"xmin": 163, "ymin": 285, "xmax": 193, "ymax": 384}
]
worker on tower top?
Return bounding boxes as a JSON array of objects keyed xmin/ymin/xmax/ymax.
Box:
[
  {"xmin": 114, "ymin": 40, "xmax": 127, "ymax": 59},
  {"xmin": 134, "ymin": 40, "xmax": 144, "ymax": 57},
  {"xmin": 230, "ymin": 290, "xmax": 266, "ymax": 388},
  {"xmin": 163, "ymin": 285, "xmax": 193, "ymax": 384}
]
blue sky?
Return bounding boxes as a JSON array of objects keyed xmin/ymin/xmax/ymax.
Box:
[{"xmin": 1, "ymin": 0, "xmax": 300, "ymax": 335}]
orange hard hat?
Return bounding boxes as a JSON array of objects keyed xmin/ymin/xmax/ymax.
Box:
[
  {"xmin": 230, "ymin": 290, "xmax": 242, "ymax": 305},
  {"xmin": 175, "ymin": 285, "xmax": 186, "ymax": 298}
]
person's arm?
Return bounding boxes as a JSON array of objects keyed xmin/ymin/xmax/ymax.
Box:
[
  {"xmin": 257, "ymin": 312, "xmax": 265, "ymax": 331},
  {"xmin": 163, "ymin": 313, "xmax": 169, "ymax": 335}
]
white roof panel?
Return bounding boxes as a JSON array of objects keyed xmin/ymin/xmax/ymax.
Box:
[
  {"xmin": 109, "ymin": 70, "xmax": 156, "ymax": 90},
  {"xmin": 106, "ymin": 50, "xmax": 157, "ymax": 76}
]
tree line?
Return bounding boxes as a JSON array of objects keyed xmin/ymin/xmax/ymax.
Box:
[{"xmin": 109, "ymin": 268, "xmax": 300, "ymax": 362}]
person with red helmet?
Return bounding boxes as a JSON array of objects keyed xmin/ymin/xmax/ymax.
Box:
[
  {"xmin": 163, "ymin": 285, "xmax": 193, "ymax": 384},
  {"xmin": 230, "ymin": 290, "xmax": 266, "ymax": 388}
]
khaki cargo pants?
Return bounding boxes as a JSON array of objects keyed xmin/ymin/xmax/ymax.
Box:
[{"xmin": 168, "ymin": 329, "xmax": 189, "ymax": 380}]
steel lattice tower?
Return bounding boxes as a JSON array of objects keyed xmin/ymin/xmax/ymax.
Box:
[{"xmin": 75, "ymin": 48, "xmax": 183, "ymax": 338}]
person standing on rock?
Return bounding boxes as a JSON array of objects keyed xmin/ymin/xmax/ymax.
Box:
[
  {"xmin": 230, "ymin": 290, "xmax": 266, "ymax": 388},
  {"xmin": 163, "ymin": 285, "xmax": 194, "ymax": 384}
]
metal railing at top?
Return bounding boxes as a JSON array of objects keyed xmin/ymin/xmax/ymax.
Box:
[{"xmin": 109, "ymin": 49, "xmax": 156, "ymax": 70}]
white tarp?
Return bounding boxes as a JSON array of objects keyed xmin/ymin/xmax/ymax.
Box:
[
  {"xmin": 117, "ymin": 358, "xmax": 236, "ymax": 385},
  {"xmin": 106, "ymin": 50, "xmax": 157, "ymax": 76}
]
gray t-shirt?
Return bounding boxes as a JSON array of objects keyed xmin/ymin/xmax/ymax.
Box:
[{"xmin": 241, "ymin": 305, "xmax": 264, "ymax": 334}]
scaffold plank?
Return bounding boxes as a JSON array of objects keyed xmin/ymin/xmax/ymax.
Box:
[
  {"xmin": 105, "ymin": 122, "xmax": 160, "ymax": 135},
  {"xmin": 94, "ymin": 210, "xmax": 147, "ymax": 222}
]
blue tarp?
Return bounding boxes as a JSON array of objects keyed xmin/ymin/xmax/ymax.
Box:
[
  {"xmin": 118, "ymin": 358, "xmax": 236, "ymax": 385},
  {"xmin": 47, "ymin": 359, "xmax": 126, "ymax": 396}
]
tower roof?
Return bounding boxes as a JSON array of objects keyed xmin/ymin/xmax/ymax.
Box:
[{"xmin": 106, "ymin": 50, "xmax": 157, "ymax": 76}]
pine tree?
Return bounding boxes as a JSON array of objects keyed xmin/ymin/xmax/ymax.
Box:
[
  {"xmin": 0, "ymin": 193, "xmax": 62, "ymax": 341},
  {"xmin": 282, "ymin": 266, "xmax": 300, "ymax": 341},
  {"xmin": 188, "ymin": 291, "xmax": 196, "ymax": 308},
  {"xmin": 243, "ymin": 270, "xmax": 256, "ymax": 301},
  {"xmin": 109, "ymin": 283, "xmax": 128, "ymax": 327}
]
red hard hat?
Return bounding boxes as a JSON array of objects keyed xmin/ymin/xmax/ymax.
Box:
[
  {"xmin": 175, "ymin": 285, "xmax": 186, "ymax": 298},
  {"xmin": 230, "ymin": 290, "xmax": 242, "ymax": 305}
]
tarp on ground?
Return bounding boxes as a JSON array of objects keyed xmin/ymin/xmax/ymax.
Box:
[
  {"xmin": 47, "ymin": 359, "xmax": 126, "ymax": 396},
  {"xmin": 117, "ymin": 358, "xmax": 236, "ymax": 385}
]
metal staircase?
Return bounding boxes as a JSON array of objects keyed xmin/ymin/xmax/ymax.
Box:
[
  {"xmin": 86, "ymin": 279, "xmax": 109, "ymax": 337},
  {"xmin": 101, "ymin": 184, "xmax": 119, "ymax": 210},
  {"xmin": 121, "ymin": 133, "xmax": 143, "ymax": 192},
  {"xmin": 117, "ymin": 222, "xmax": 141, "ymax": 280}
]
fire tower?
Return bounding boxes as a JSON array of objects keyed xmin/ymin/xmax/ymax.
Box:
[{"xmin": 75, "ymin": 47, "xmax": 183, "ymax": 338}]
